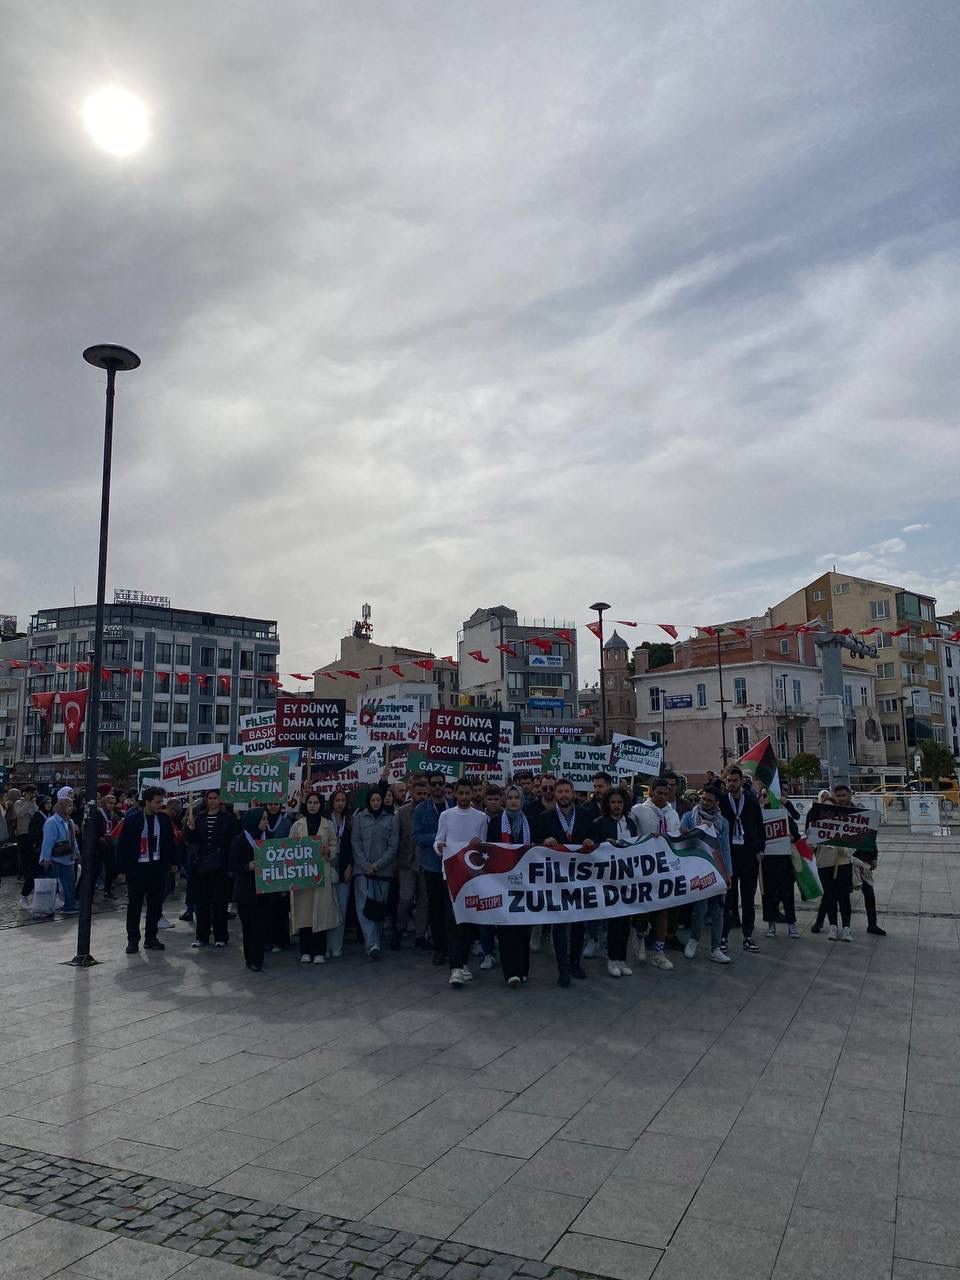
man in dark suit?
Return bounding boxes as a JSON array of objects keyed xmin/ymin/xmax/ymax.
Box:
[
  {"xmin": 116, "ymin": 787, "xmax": 176, "ymax": 954},
  {"xmin": 720, "ymin": 765, "xmax": 766, "ymax": 952},
  {"xmin": 535, "ymin": 777, "xmax": 595, "ymax": 987},
  {"xmin": 184, "ymin": 790, "xmax": 238, "ymax": 949}
]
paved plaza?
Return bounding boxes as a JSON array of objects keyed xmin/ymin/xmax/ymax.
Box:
[{"xmin": 0, "ymin": 831, "xmax": 957, "ymax": 1280}]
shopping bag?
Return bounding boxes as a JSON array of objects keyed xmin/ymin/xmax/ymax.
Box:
[{"xmin": 31, "ymin": 878, "xmax": 58, "ymax": 914}]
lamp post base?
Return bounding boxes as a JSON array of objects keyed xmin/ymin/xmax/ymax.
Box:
[{"xmin": 64, "ymin": 954, "xmax": 100, "ymax": 968}]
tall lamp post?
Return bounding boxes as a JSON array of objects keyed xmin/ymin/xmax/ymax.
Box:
[
  {"xmin": 69, "ymin": 344, "xmax": 141, "ymax": 968},
  {"xmin": 590, "ymin": 602, "xmax": 610, "ymax": 743}
]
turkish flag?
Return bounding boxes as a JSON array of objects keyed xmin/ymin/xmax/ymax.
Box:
[
  {"xmin": 528, "ymin": 637, "xmax": 553, "ymax": 653},
  {"xmin": 413, "ymin": 659, "xmax": 434, "ymax": 671},
  {"xmin": 496, "ymin": 643, "xmax": 518, "ymax": 657},
  {"xmin": 467, "ymin": 650, "xmax": 490, "ymax": 663},
  {"xmin": 61, "ymin": 689, "xmax": 89, "ymax": 751},
  {"xmin": 219, "ymin": 675, "xmax": 232, "ymax": 693},
  {"xmin": 31, "ymin": 692, "xmax": 56, "ymax": 720},
  {"xmin": 443, "ymin": 841, "xmax": 527, "ymax": 902},
  {"xmin": 585, "ymin": 622, "xmax": 602, "ymax": 640},
  {"xmin": 554, "ymin": 629, "xmax": 575, "ymax": 643},
  {"xmin": 388, "ymin": 664, "xmax": 405, "ymax": 677},
  {"xmin": 659, "ymin": 624, "xmax": 678, "ymax": 640}
]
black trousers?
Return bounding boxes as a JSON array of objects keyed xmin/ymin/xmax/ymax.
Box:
[
  {"xmin": 194, "ymin": 869, "xmax": 231, "ymax": 943},
  {"xmin": 18, "ymin": 837, "xmax": 38, "ymax": 897},
  {"xmin": 862, "ymin": 879, "xmax": 879, "ymax": 928},
  {"xmin": 606, "ymin": 915, "xmax": 631, "ymax": 962},
  {"xmin": 126, "ymin": 864, "xmax": 166, "ymax": 945},
  {"xmin": 552, "ymin": 923, "xmax": 585, "ymax": 975},
  {"xmin": 265, "ymin": 892, "xmax": 290, "ymax": 948},
  {"xmin": 238, "ymin": 899, "xmax": 269, "ymax": 967},
  {"xmin": 298, "ymin": 926, "xmax": 327, "ymax": 958},
  {"xmin": 424, "ymin": 870, "xmax": 447, "ymax": 957},
  {"xmin": 761, "ymin": 856, "xmax": 796, "ymax": 924},
  {"xmin": 443, "ymin": 891, "xmax": 468, "ymax": 968},
  {"xmin": 499, "ymin": 926, "xmax": 530, "ymax": 981},
  {"xmin": 725, "ymin": 848, "xmax": 759, "ymax": 938},
  {"xmin": 93, "ymin": 844, "xmax": 118, "ymax": 895},
  {"xmin": 820, "ymin": 863, "xmax": 853, "ymax": 927}
]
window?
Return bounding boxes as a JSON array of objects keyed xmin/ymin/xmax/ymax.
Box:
[
  {"xmin": 696, "ymin": 683, "xmax": 707, "ymax": 708},
  {"xmin": 950, "ymin": 677, "xmax": 956, "ymax": 698},
  {"xmin": 934, "ymin": 725, "xmax": 945, "ymax": 743},
  {"xmin": 218, "ymin": 648, "xmax": 232, "ymax": 670},
  {"xmin": 779, "ymin": 638, "xmax": 791, "ymax": 655},
  {"xmin": 153, "ymin": 702, "xmax": 169, "ymax": 723},
  {"xmin": 776, "ymin": 727, "xmax": 789, "ymax": 760},
  {"xmin": 921, "ymin": 601, "xmax": 934, "ymax": 621},
  {"xmin": 812, "ymin": 590, "xmax": 825, "ymax": 602},
  {"xmin": 198, "ymin": 704, "xmax": 212, "ymax": 725},
  {"xmin": 240, "ymin": 679, "xmax": 253, "ymax": 699},
  {"xmin": 173, "ymin": 702, "xmax": 189, "ymax": 724},
  {"xmin": 833, "ymin": 582, "xmax": 850, "ymax": 595},
  {"xmin": 844, "ymin": 684, "xmax": 853, "ymax": 708},
  {"xmin": 134, "ymin": 639, "xmax": 144, "ymax": 662},
  {"xmin": 175, "ymin": 643, "xmax": 191, "ymax": 665},
  {"xmin": 875, "ymin": 632, "xmax": 890, "ymax": 649},
  {"xmin": 925, "ymin": 664, "xmax": 939, "ymax": 681},
  {"xmin": 240, "ymin": 650, "xmax": 253, "ymax": 670},
  {"xmin": 130, "ymin": 701, "xmax": 141, "ymax": 724},
  {"xmin": 200, "ymin": 646, "xmax": 215, "ymax": 667},
  {"xmin": 651, "ymin": 730, "xmax": 662, "ymax": 745},
  {"xmin": 931, "ymin": 695, "xmax": 944, "ymax": 716},
  {"xmin": 156, "ymin": 642, "xmax": 172, "ymax": 664},
  {"xmin": 104, "ymin": 641, "xmax": 128, "ymax": 662},
  {"xmin": 256, "ymin": 680, "xmax": 274, "ymax": 699},
  {"xmin": 870, "ymin": 600, "xmax": 891, "ymax": 621},
  {"xmin": 735, "ymin": 726, "xmax": 749, "ymax": 754},
  {"xmin": 152, "ymin": 731, "xmax": 168, "ymax": 751},
  {"xmin": 172, "ymin": 732, "xmax": 188, "ymax": 747},
  {"xmin": 860, "ymin": 686, "xmax": 869, "ymax": 706},
  {"xmin": 649, "ymin": 687, "xmax": 661, "ymax": 712},
  {"xmin": 901, "ymin": 664, "xmax": 915, "ymax": 681},
  {"xmin": 132, "ymin": 670, "xmax": 143, "ymax": 691},
  {"xmin": 215, "ymin": 705, "xmax": 230, "ymax": 725},
  {"xmin": 216, "ymin": 733, "xmax": 230, "ymax": 748},
  {"xmin": 948, "ymin": 648, "xmax": 954, "ymax": 669},
  {"xmin": 239, "ymin": 705, "xmax": 252, "ymax": 719},
  {"xmin": 506, "ymin": 672, "xmax": 524, "ymax": 691},
  {"xmin": 883, "ymin": 723, "xmax": 902, "ymax": 743},
  {"xmin": 795, "ymin": 726, "xmax": 805, "ymax": 754},
  {"xmin": 733, "ymin": 677, "xmax": 747, "ymax": 707},
  {"xmin": 878, "ymin": 697, "xmax": 898, "ymax": 713},
  {"xmin": 793, "ymin": 679, "xmax": 802, "ymax": 706},
  {"xmin": 257, "ymin": 653, "xmax": 276, "ymax": 673},
  {"xmin": 876, "ymin": 663, "xmax": 895, "ymax": 680},
  {"xmin": 196, "ymin": 732, "xmax": 212, "ymax": 744}
]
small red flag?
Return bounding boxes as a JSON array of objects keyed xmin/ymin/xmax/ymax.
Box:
[
  {"xmin": 528, "ymin": 637, "xmax": 553, "ymax": 653},
  {"xmin": 614, "ymin": 620, "xmax": 639, "ymax": 627},
  {"xmin": 31, "ymin": 692, "xmax": 56, "ymax": 719},
  {"xmin": 658, "ymin": 624, "xmax": 678, "ymax": 640},
  {"xmin": 388, "ymin": 664, "xmax": 405, "ymax": 676},
  {"xmin": 586, "ymin": 622, "xmax": 602, "ymax": 640},
  {"xmin": 338, "ymin": 670, "xmax": 361, "ymax": 679},
  {"xmin": 219, "ymin": 675, "xmax": 232, "ymax": 693},
  {"xmin": 496, "ymin": 643, "xmax": 518, "ymax": 657},
  {"xmin": 413, "ymin": 659, "xmax": 434, "ymax": 671},
  {"xmin": 61, "ymin": 688, "xmax": 89, "ymax": 751},
  {"xmin": 289, "ymin": 672, "xmax": 311, "ymax": 681},
  {"xmin": 554, "ymin": 629, "xmax": 575, "ymax": 643},
  {"xmin": 467, "ymin": 650, "xmax": 490, "ymax": 664}
]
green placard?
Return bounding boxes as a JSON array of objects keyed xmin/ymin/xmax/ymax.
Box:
[
  {"xmin": 405, "ymin": 751, "xmax": 463, "ymax": 780},
  {"xmin": 254, "ymin": 836, "xmax": 327, "ymax": 894},
  {"xmin": 222, "ymin": 752, "xmax": 291, "ymax": 804}
]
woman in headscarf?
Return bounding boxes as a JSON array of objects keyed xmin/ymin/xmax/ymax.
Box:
[
  {"xmin": 351, "ymin": 788, "xmax": 398, "ymax": 960},
  {"xmin": 325, "ymin": 788, "xmax": 353, "ymax": 958},
  {"xmin": 289, "ymin": 792, "xmax": 340, "ymax": 963},
  {"xmin": 229, "ymin": 809, "xmax": 274, "ymax": 971},
  {"xmin": 494, "ymin": 784, "xmax": 533, "ymax": 989},
  {"xmin": 592, "ymin": 787, "xmax": 638, "ymax": 979}
]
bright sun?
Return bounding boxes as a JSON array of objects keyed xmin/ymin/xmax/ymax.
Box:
[{"xmin": 82, "ymin": 86, "xmax": 149, "ymax": 156}]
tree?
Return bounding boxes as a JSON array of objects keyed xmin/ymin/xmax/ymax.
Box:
[
  {"xmin": 919, "ymin": 740, "xmax": 957, "ymax": 783},
  {"xmin": 787, "ymin": 752, "xmax": 823, "ymax": 783},
  {"xmin": 100, "ymin": 739, "xmax": 158, "ymax": 791},
  {"xmin": 639, "ymin": 641, "xmax": 674, "ymax": 671}
]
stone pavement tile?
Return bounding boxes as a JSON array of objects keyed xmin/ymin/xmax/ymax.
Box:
[
  {"xmin": 769, "ymin": 1037, "xmax": 843, "ymax": 1071},
  {"xmin": 613, "ymin": 1131, "xmax": 722, "ymax": 1187},
  {"xmin": 898, "ymin": 1148, "xmax": 960, "ymax": 1206},
  {"xmin": 774, "ymin": 1203, "xmax": 895, "ymax": 1279},
  {"xmin": 0, "ymin": 1205, "xmax": 43, "ymax": 1240},
  {"xmin": 651, "ymin": 1215, "xmax": 781, "ymax": 1280},
  {"xmin": 833, "ymin": 1050, "xmax": 908, "ymax": 1094},
  {"xmin": 688, "ymin": 1163, "xmax": 799, "ymax": 1235},
  {"xmin": 510, "ymin": 1139, "xmax": 622, "ymax": 1199},
  {"xmin": 361, "ymin": 1114, "xmax": 477, "ymax": 1168},
  {"xmin": 147, "ymin": 1130, "xmax": 279, "ymax": 1188},
  {"xmin": 223, "ymin": 1091, "xmax": 340, "ymax": 1142},
  {"xmin": 286, "ymin": 1154, "xmax": 416, "ymax": 1218},
  {"xmin": 364, "ymin": 1192, "xmax": 470, "ymax": 1238},
  {"xmin": 400, "ymin": 1148, "xmax": 523, "ymax": 1212},
  {"xmin": 556, "ymin": 1103, "xmax": 651, "ymax": 1150},
  {"xmin": 718, "ymin": 1121, "xmax": 813, "ymax": 1176},
  {"xmin": 897, "ymin": 1198, "xmax": 960, "ymax": 1269},
  {"xmin": 451, "ymin": 1185, "xmax": 585, "ymax": 1260},
  {"xmin": 738, "ymin": 1087, "xmax": 824, "ymax": 1135},
  {"xmin": 163, "ymin": 1261, "xmax": 254, "ymax": 1280},
  {"xmin": 83, "ymin": 1138, "xmax": 169, "ymax": 1173},
  {"xmin": 571, "ymin": 1176, "xmax": 694, "ymax": 1249},
  {"xmin": 905, "ymin": 1081, "xmax": 960, "ymax": 1119},
  {"xmin": 207, "ymin": 1164, "xmax": 312, "ymax": 1202},
  {"xmin": 53, "ymin": 1112, "xmax": 158, "ymax": 1155},
  {"xmin": 821, "ymin": 1084, "xmax": 905, "ymax": 1133},
  {"xmin": 70, "ymin": 1238, "xmax": 190, "ymax": 1279},
  {"xmin": 645, "ymin": 1090, "xmax": 743, "ymax": 1141},
  {"xmin": 0, "ymin": 1217, "xmax": 106, "ymax": 1280},
  {"xmin": 423, "ymin": 1088, "xmax": 518, "ymax": 1126},
  {"xmin": 547, "ymin": 1231, "xmax": 661, "ymax": 1280},
  {"xmin": 459, "ymin": 1112, "xmax": 565, "ymax": 1159},
  {"xmin": 808, "ymin": 1113, "xmax": 901, "ymax": 1164},
  {"xmin": 907, "ymin": 1054, "xmax": 960, "ymax": 1086},
  {"xmin": 893, "ymin": 1261, "xmax": 960, "ymax": 1279},
  {"xmin": 901, "ymin": 1111, "xmax": 960, "ymax": 1158},
  {"xmin": 0, "ymin": 1116, "xmax": 77, "ymax": 1157},
  {"xmin": 253, "ymin": 1121, "xmax": 372, "ymax": 1176},
  {"xmin": 797, "ymin": 1152, "xmax": 899, "ymax": 1222}
]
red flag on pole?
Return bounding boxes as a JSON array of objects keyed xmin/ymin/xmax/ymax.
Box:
[
  {"xmin": 658, "ymin": 624, "xmax": 678, "ymax": 640},
  {"xmin": 30, "ymin": 692, "xmax": 56, "ymax": 719},
  {"xmin": 729, "ymin": 627, "xmax": 749, "ymax": 639},
  {"xmin": 585, "ymin": 622, "xmax": 602, "ymax": 640},
  {"xmin": 61, "ymin": 689, "xmax": 89, "ymax": 751},
  {"xmin": 289, "ymin": 673, "xmax": 311, "ymax": 681}
]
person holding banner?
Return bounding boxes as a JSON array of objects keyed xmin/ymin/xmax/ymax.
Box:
[
  {"xmin": 352, "ymin": 789, "xmax": 399, "ymax": 960},
  {"xmin": 492, "ymin": 785, "xmax": 532, "ymax": 988},
  {"xmin": 257, "ymin": 801, "xmax": 292, "ymax": 952},
  {"xmin": 812, "ymin": 782, "xmax": 855, "ymax": 942},
  {"xmin": 591, "ymin": 786, "xmax": 637, "ymax": 978},
  {"xmin": 630, "ymin": 779, "xmax": 680, "ymax": 970},
  {"xmin": 437, "ymin": 778, "xmax": 489, "ymax": 988},
  {"xmin": 536, "ymin": 778, "xmax": 595, "ymax": 987},
  {"xmin": 289, "ymin": 793, "xmax": 340, "ymax": 962},
  {"xmin": 719, "ymin": 766, "xmax": 765, "ymax": 954},
  {"xmin": 679, "ymin": 784, "xmax": 732, "ymax": 964},
  {"xmin": 325, "ymin": 788, "xmax": 354, "ymax": 958},
  {"xmin": 184, "ymin": 791, "xmax": 238, "ymax": 950},
  {"xmin": 230, "ymin": 811, "xmax": 272, "ymax": 971}
]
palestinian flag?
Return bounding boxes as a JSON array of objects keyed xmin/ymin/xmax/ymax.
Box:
[
  {"xmin": 805, "ymin": 803, "xmax": 879, "ymax": 864},
  {"xmin": 737, "ymin": 735, "xmax": 782, "ymax": 808},
  {"xmin": 664, "ymin": 830, "xmax": 729, "ymax": 887},
  {"xmin": 790, "ymin": 836, "xmax": 823, "ymax": 902}
]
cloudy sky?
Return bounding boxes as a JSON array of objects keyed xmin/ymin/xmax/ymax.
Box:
[{"xmin": 3, "ymin": 1, "xmax": 958, "ymax": 680}]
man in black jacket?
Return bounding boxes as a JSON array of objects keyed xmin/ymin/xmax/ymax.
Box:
[
  {"xmin": 535, "ymin": 778, "xmax": 595, "ymax": 987},
  {"xmin": 117, "ymin": 787, "xmax": 176, "ymax": 954},
  {"xmin": 720, "ymin": 765, "xmax": 766, "ymax": 952},
  {"xmin": 184, "ymin": 790, "xmax": 238, "ymax": 949}
]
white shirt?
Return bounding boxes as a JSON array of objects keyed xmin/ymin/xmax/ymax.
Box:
[
  {"xmin": 630, "ymin": 798, "xmax": 680, "ymax": 839},
  {"xmin": 434, "ymin": 805, "xmax": 489, "ymax": 870}
]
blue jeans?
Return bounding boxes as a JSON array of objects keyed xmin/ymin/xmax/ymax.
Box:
[
  {"xmin": 326, "ymin": 880, "xmax": 352, "ymax": 955},
  {"xmin": 354, "ymin": 875, "xmax": 388, "ymax": 952},
  {"xmin": 691, "ymin": 894, "xmax": 724, "ymax": 950},
  {"xmin": 49, "ymin": 861, "xmax": 78, "ymax": 913}
]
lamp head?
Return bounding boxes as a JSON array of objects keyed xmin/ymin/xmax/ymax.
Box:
[
  {"xmin": 590, "ymin": 601, "xmax": 611, "ymax": 613},
  {"xmin": 83, "ymin": 345, "xmax": 141, "ymax": 372}
]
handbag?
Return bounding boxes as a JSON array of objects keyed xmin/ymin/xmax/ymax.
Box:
[
  {"xmin": 361, "ymin": 877, "xmax": 389, "ymax": 922},
  {"xmin": 51, "ymin": 839, "xmax": 73, "ymax": 859},
  {"xmin": 31, "ymin": 877, "xmax": 58, "ymax": 914}
]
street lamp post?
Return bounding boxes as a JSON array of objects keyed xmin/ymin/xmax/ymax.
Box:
[
  {"xmin": 590, "ymin": 602, "xmax": 610, "ymax": 744},
  {"xmin": 69, "ymin": 344, "xmax": 140, "ymax": 968}
]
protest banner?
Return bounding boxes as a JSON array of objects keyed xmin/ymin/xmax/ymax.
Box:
[
  {"xmin": 804, "ymin": 803, "xmax": 880, "ymax": 862},
  {"xmin": 762, "ymin": 808, "xmax": 793, "ymax": 857},
  {"xmin": 357, "ymin": 698, "xmax": 421, "ymax": 744},
  {"xmin": 310, "ymin": 713, "xmax": 360, "ymax": 770},
  {"xmin": 160, "ymin": 743, "xmax": 222, "ymax": 792},
  {"xmin": 311, "ymin": 745, "xmax": 383, "ymax": 795},
  {"xmin": 611, "ymin": 734, "xmax": 663, "ymax": 778},
  {"xmin": 222, "ymin": 751, "xmax": 296, "ymax": 805},
  {"xmin": 404, "ymin": 750, "xmax": 463, "ymax": 780},
  {"xmin": 254, "ymin": 836, "xmax": 327, "ymax": 894},
  {"xmin": 137, "ymin": 767, "xmax": 184, "ymax": 798},
  {"xmin": 276, "ymin": 696, "xmax": 346, "ymax": 749},
  {"xmin": 425, "ymin": 709, "xmax": 506, "ymax": 765},
  {"xmin": 445, "ymin": 832, "xmax": 727, "ymax": 926},
  {"xmin": 541, "ymin": 743, "xmax": 612, "ymax": 787},
  {"xmin": 509, "ymin": 746, "xmax": 545, "ymax": 776},
  {"xmin": 239, "ymin": 709, "xmax": 276, "ymax": 754}
]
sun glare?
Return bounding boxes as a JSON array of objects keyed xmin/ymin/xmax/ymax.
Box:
[{"xmin": 82, "ymin": 86, "xmax": 149, "ymax": 156}]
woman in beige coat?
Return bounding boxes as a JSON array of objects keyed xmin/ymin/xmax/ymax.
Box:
[{"xmin": 289, "ymin": 792, "xmax": 341, "ymax": 963}]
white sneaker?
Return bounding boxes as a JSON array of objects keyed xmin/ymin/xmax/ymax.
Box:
[
  {"xmin": 840, "ymin": 926, "xmax": 853, "ymax": 942},
  {"xmin": 270, "ymin": 945, "xmax": 282, "ymax": 953},
  {"xmin": 479, "ymin": 954, "xmax": 495, "ymax": 970},
  {"xmin": 190, "ymin": 940, "xmax": 207, "ymax": 949},
  {"xmin": 710, "ymin": 947, "xmax": 732, "ymax": 964},
  {"xmin": 765, "ymin": 925, "xmax": 776, "ymax": 938},
  {"xmin": 18, "ymin": 896, "xmax": 32, "ymax": 910},
  {"xmin": 632, "ymin": 933, "xmax": 646, "ymax": 963},
  {"xmin": 788, "ymin": 925, "xmax": 800, "ymax": 939},
  {"xmin": 300, "ymin": 953, "xmax": 312, "ymax": 963},
  {"xmin": 683, "ymin": 939, "xmax": 698, "ymax": 960},
  {"xmin": 449, "ymin": 969, "xmax": 465, "ymax": 988},
  {"xmin": 606, "ymin": 959, "xmax": 622, "ymax": 978},
  {"xmin": 582, "ymin": 939, "xmax": 597, "ymax": 959},
  {"xmin": 459, "ymin": 967, "xmax": 474, "ymax": 981},
  {"xmin": 313, "ymin": 954, "xmax": 325, "ymax": 964},
  {"xmin": 650, "ymin": 951, "xmax": 673, "ymax": 971},
  {"xmin": 329, "ymin": 948, "xmax": 342, "ymax": 958},
  {"xmin": 157, "ymin": 916, "xmax": 174, "ymax": 930},
  {"xmin": 618, "ymin": 962, "xmax": 632, "ymax": 976},
  {"xmin": 471, "ymin": 940, "xmax": 484, "ymax": 957},
  {"xmin": 507, "ymin": 975, "xmax": 521, "ymax": 989},
  {"xmin": 827, "ymin": 925, "xmax": 839, "ymax": 941},
  {"xmin": 214, "ymin": 941, "xmax": 226, "ymax": 949}
]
